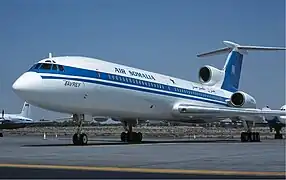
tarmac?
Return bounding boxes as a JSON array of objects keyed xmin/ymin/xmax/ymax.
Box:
[{"xmin": 0, "ymin": 135, "xmax": 285, "ymax": 179}]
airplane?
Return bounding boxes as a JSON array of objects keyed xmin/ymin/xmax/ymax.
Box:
[
  {"xmin": 0, "ymin": 101, "xmax": 33, "ymax": 137},
  {"xmin": 11, "ymin": 40, "xmax": 286, "ymax": 145},
  {"xmin": 0, "ymin": 101, "xmax": 69, "ymax": 137},
  {"xmin": 261, "ymin": 105, "xmax": 286, "ymax": 139}
]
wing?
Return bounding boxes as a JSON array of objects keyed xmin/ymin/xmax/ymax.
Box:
[{"xmin": 171, "ymin": 104, "xmax": 286, "ymax": 123}]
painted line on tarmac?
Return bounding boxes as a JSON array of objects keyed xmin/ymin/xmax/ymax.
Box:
[{"xmin": 0, "ymin": 164, "xmax": 284, "ymax": 176}]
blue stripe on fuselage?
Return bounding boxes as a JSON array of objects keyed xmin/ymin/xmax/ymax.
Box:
[{"xmin": 29, "ymin": 64, "xmax": 229, "ymax": 106}]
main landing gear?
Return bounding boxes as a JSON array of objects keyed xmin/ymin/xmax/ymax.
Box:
[
  {"xmin": 120, "ymin": 120, "xmax": 143, "ymax": 143},
  {"xmin": 0, "ymin": 132, "xmax": 3, "ymax": 137},
  {"xmin": 240, "ymin": 120, "xmax": 260, "ymax": 142},
  {"xmin": 72, "ymin": 114, "xmax": 88, "ymax": 145},
  {"xmin": 274, "ymin": 127, "xmax": 283, "ymax": 139}
]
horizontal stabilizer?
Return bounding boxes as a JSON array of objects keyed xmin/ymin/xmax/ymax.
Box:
[
  {"xmin": 197, "ymin": 40, "xmax": 286, "ymax": 57},
  {"xmin": 197, "ymin": 47, "xmax": 232, "ymax": 57}
]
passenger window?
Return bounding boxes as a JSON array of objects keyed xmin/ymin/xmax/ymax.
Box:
[
  {"xmin": 58, "ymin": 65, "xmax": 64, "ymax": 71},
  {"xmin": 52, "ymin": 64, "xmax": 58, "ymax": 70},
  {"xmin": 40, "ymin": 63, "xmax": 52, "ymax": 70}
]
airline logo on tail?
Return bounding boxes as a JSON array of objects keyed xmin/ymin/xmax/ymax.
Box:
[{"xmin": 231, "ymin": 65, "xmax": 235, "ymax": 75}]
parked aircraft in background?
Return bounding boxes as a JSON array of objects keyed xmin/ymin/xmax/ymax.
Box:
[
  {"xmin": 0, "ymin": 102, "xmax": 32, "ymax": 137},
  {"xmin": 262, "ymin": 105, "xmax": 286, "ymax": 139},
  {"xmin": 0, "ymin": 102, "xmax": 69, "ymax": 137},
  {"xmin": 12, "ymin": 40, "xmax": 286, "ymax": 145}
]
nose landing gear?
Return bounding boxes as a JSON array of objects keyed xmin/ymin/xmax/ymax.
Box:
[{"xmin": 72, "ymin": 114, "xmax": 88, "ymax": 145}]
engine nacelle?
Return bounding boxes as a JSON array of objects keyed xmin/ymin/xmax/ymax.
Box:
[
  {"xmin": 229, "ymin": 91, "xmax": 256, "ymax": 108},
  {"xmin": 198, "ymin": 65, "xmax": 224, "ymax": 86}
]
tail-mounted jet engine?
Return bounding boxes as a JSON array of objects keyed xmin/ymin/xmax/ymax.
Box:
[
  {"xmin": 198, "ymin": 65, "xmax": 224, "ymax": 86},
  {"xmin": 228, "ymin": 91, "xmax": 256, "ymax": 108}
]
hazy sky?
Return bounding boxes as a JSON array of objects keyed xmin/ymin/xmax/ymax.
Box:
[{"xmin": 0, "ymin": 0, "xmax": 285, "ymax": 120}]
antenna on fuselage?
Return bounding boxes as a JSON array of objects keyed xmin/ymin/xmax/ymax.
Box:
[{"xmin": 49, "ymin": 53, "xmax": 52, "ymax": 58}]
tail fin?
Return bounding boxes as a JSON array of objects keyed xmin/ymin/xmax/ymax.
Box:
[
  {"xmin": 19, "ymin": 102, "xmax": 31, "ymax": 118},
  {"xmin": 197, "ymin": 41, "xmax": 286, "ymax": 92}
]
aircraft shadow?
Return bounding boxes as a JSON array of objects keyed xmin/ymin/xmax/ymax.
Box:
[{"xmin": 22, "ymin": 139, "xmax": 239, "ymax": 147}]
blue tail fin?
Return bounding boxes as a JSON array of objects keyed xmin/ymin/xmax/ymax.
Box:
[
  {"xmin": 197, "ymin": 40, "xmax": 286, "ymax": 93},
  {"xmin": 221, "ymin": 51, "xmax": 243, "ymax": 92}
]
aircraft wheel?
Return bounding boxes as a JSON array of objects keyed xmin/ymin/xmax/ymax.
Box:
[
  {"xmin": 137, "ymin": 132, "xmax": 143, "ymax": 142},
  {"xmin": 121, "ymin": 132, "xmax": 127, "ymax": 142},
  {"xmin": 241, "ymin": 132, "xmax": 260, "ymax": 142},
  {"xmin": 275, "ymin": 134, "xmax": 283, "ymax": 139},
  {"xmin": 73, "ymin": 133, "xmax": 79, "ymax": 145},
  {"xmin": 120, "ymin": 132, "xmax": 142, "ymax": 143},
  {"xmin": 240, "ymin": 132, "xmax": 248, "ymax": 142},
  {"xmin": 250, "ymin": 132, "xmax": 260, "ymax": 142},
  {"xmin": 0, "ymin": 133, "xmax": 3, "ymax": 137},
  {"xmin": 80, "ymin": 133, "xmax": 88, "ymax": 145},
  {"xmin": 73, "ymin": 133, "xmax": 88, "ymax": 145},
  {"xmin": 255, "ymin": 132, "xmax": 260, "ymax": 142}
]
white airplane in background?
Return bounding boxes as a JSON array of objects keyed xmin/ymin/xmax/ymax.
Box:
[
  {"xmin": 261, "ymin": 105, "xmax": 286, "ymax": 139},
  {"xmin": 0, "ymin": 102, "xmax": 68, "ymax": 137},
  {"xmin": 0, "ymin": 102, "xmax": 32, "ymax": 137},
  {"xmin": 12, "ymin": 40, "xmax": 286, "ymax": 145}
]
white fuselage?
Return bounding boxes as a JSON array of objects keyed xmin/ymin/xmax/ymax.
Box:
[
  {"xmin": 1, "ymin": 114, "xmax": 33, "ymax": 123},
  {"xmin": 12, "ymin": 56, "xmax": 233, "ymax": 121}
]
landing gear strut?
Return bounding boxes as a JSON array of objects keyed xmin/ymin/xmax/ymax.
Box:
[
  {"xmin": 274, "ymin": 127, "xmax": 283, "ymax": 139},
  {"xmin": 72, "ymin": 114, "xmax": 88, "ymax": 145},
  {"xmin": 120, "ymin": 120, "xmax": 142, "ymax": 143},
  {"xmin": 240, "ymin": 120, "xmax": 260, "ymax": 142}
]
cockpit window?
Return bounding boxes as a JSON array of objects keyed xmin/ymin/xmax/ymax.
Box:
[
  {"xmin": 52, "ymin": 64, "xmax": 58, "ymax": 70},
  {"xmin": 58, "ymin": 65, "xmax": 64, "ymax": 71},
  {"xmin": 29, "ymin": 62, "xmax": 65, "ymax": 72},
  {"xmin": 40, "ymin": 63, "xmax": 52, "ymax": 70},
  {"xmin": 34, "ymin": 63, "xmax": 41, "ymax": 69}
]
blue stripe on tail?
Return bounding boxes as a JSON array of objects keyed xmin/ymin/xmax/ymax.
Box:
[{"xmin": 221, "ymin": 51, "xmax": 243, "ymax": 92}]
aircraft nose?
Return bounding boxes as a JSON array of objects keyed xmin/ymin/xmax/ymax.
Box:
[{"xmin": 12, "ymin": 72, "xmax": 42, "ymax": 96}]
